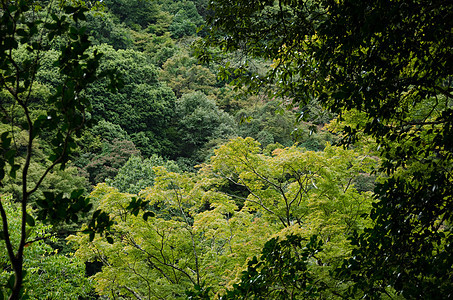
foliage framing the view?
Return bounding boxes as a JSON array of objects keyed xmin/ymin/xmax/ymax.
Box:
[{"xmin": 0, "ymin": 0, "xmax": 117, "ymax": 298}]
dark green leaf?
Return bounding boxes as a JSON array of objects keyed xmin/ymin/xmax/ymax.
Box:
[
  {"xmin": 89, "ymin": 231, "xmax": 95, "ymax": 242},
  {"xmin": 25, "ymin": 213, "xmax": 35, "ymax": 227},
  {"xmin": 143, "ymin": 211, "xmax": 155, "ymax": 221},
  {"xmin": 70, "ymin": 189, "xmax": 84, "ymax": 199}
]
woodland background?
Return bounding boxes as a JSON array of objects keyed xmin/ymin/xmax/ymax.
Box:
[{"xmin": 0, "ymin": 0, "xmax": 451, "ymax": 299}]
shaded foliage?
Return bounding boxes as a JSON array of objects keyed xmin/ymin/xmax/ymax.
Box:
[
  {"xmin": 220, "ymin": 235, "xmax": 323, "ymax": 300},
  {"xmin": 200, "ymin": 0, "xmax": 453, "ymax": 298},
  {"xmin": 79, "ymin": 139, "xmax": 140, "ymax": 185}
]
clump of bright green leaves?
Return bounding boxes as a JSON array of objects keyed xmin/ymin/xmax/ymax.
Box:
[{"xmin": 69, "ymin": 137, "xmax": 377, "ymax": 299}]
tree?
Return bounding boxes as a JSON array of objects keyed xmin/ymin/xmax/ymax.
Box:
[
  {"xmin": 200, "ymin": 0, "xmax": 453, "ymax": 297},
  {"xmin": 70, "ymin": 137, "xmax": 378, "ymax": 298},
  {"xmin": 207, "ymin": 137, "xmax": 377, "ymax": 298},
  {"xmin": 155, "ymin": 0, "xmax": 204, "ymax": 38},
  {"xmin": 0, "ymin": 196, "xmax": 92, "ymax": 299},
  {"xmin": 0, "ymin": 1, "xmax": 115, "ymax": 298},
  {"xmin": 69, "ymin": 168, "xmax": 276, "ymax": 299},
  {"xmin": 102, "ymin": 0, "xmax": 162, "ymax": 29},
  {"xmin": 218, "ymin": 235, "xmax": 324, "ymax": 300},
  {"xmin": 80, "ymin": 138, "xmax": 140, "ymax": 185},
  {"xmin": 235, "ymin": 99, "xmax": 335, "ymax": 150},
  {"xmin": 171, "ymin": 91, "xmax": 237, "ymax": 165},
  {"xmin": 68, "ymin": 176, "xmax": 211, "ymax": 299},
  {"xmin": 83, "ymin": 10, "xmax": 133, "ymax": 49},
  {"xmin": 86, "ymin": 44, "xmax": 176, "ymax": 157},
  {"xmin": 106, "ymin": 154, "xmax": 180, "ymax": 194},
  {"xmin": 210, "ymin": 137, "xmax": 376, "ymax": 229},
  {"xmin": 160, "ymin": 51, "xmax": 217, "ymax": 98}
]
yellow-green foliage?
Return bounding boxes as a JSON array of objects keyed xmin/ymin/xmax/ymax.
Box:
[{"xmin": 69, "ymin": 137, "xmax": 378, "ymax": 299}]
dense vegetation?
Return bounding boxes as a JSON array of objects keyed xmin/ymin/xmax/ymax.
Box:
[{"xmin": 1, "ymin": 0, "xmax": 451, "ymax": 299}]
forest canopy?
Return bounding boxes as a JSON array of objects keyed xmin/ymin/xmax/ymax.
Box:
[{"xmin": 1, "ymin": 0, "xmax": 452, "ymax": 299}]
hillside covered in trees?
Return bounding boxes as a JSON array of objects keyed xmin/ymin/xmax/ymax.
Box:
[{"xmin": 0, "ymin": 0, "xmax": 451, "ymax": 299}]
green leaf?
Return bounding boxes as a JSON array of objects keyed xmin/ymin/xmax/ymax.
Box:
[
  {"xmin": 143, "ymin": 211, "xmax": 155, "ymax": 221},
  {"xmin": 89, "ymin": 231, "xmax": 95, "ymax": 242},
  {"xmin": 1, "ymin": 132, "xmax": 11, "ymax": 148},
  {"xmin": 43, "ymin": 192, "xmax": 54, "ymax": 201},
  {"xmin": 25, "ymin": 213, "xmax": 35, "ymax": 227},
  {"xmin": 92, "ymin": 209, "xmax": 101, "ymax": 220},
  {"xmin": 5, "ymin": 149, "xmax": 16, "ymax": 161},
  {"xmin": 9, "ymin": 164, "xmax": 20, "ymax": 179},
  {"xmin": 36, "ymin": 199, "xmax": 48, "ymax": 208},
  {"xmin": 71, "ymin": 214, "xmax": 78, "ymax": 223},
  {"xmin": 7, "ymin": 4, "xmax": 18, "ymax": 12},
  {"xmin": 82, "ymin": 203, "xmax": 93, "ymax": 213},
  {"xmin": 70, "ymin": 189, "xmax": 84, "ymax": 199}
]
